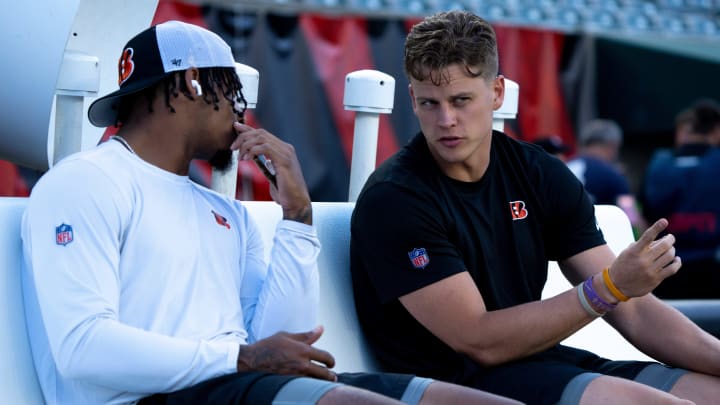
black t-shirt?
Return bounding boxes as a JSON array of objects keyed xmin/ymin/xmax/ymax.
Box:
[{"xmin": 350, "ymin": 131, "xmax": 606, "ymax": 386}]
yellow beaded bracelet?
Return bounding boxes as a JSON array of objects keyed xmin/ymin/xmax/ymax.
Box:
[{"xmin": 602, "ymin": 267, "xmax": 629, "ymax": 302}]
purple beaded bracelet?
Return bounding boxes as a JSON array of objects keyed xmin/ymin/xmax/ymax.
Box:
[{"xmin": 582, "ymin": 277, "xmax": 617, "ymax": 313}]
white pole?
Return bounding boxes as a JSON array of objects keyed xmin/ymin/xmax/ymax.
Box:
[
  {"xmin": 348, "ymin": 112, "xmax": 381, "ymax": 201},
  {"xmin": 211, "ymin": 63, "xmax": 259, "ymax": 198},
  {"xmin": 52, "ymin": 51, "xmax": 100, "ymax": 166},
  {"xmin": 53, "ymin": 95, "xmax": 85, "ymax": 165},
  {"xmin": 493, "ymin": 78, "xmax": 519, "ymax": 132},
  {"xmin": 344, "ymin": 70, "xmax": 395, "ymax": 202}
]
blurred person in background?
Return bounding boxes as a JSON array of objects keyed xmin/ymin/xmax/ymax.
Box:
[
  {"xmin": 567, "ymin": 119, "xmax": 647, "ymax": 233},
  {"xmin": 532, "ymin": 135, "xmax": 570, "ymax": 161},
  {"xmin": 642, "ymin": 99, "xmax": 720, "ymax": 299}
]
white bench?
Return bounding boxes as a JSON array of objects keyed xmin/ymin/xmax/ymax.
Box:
[
  {"xmin": 0, "ymin": 197, "xmax": 44, "ymax": 404},
  {"xmin": 2, "ymin": 197, "xmax": 717, "ymax": 403}
]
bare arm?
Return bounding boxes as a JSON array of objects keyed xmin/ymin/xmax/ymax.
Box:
[
  {"xmin": 610, "ymin": 294, "xmax": 720, "ymax": 375},
  {"xmin": 399, "ymin": 271, "xmax": 597, "ymax": 367},
  {"xmin": 399, "ymin": 218, "xmax": 720, "ymax": 370},
  {"xmin": 561, "ymin": 220, "xmax": 720, "ymax": 376}
]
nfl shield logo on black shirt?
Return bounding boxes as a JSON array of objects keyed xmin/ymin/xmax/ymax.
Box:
[
  {"xmin": 408, "ymin": 247, "xmax": 430, "ymax": 269},
  {"xmin": 55, "ymin": 223, "xmax": 73, "ymax": 246}
]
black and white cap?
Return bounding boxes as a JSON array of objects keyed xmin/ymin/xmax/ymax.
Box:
[{"xmin": 88, "ymin": 20, "xmax": 236, "ymax": 127}]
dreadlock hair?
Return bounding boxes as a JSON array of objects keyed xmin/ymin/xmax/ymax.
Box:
[
  {"xmin": 114, "ymin": 66, "xmax": 246, "ymax": 127},
  {"xmin": 404, "ymin": 10, "xmax": 498, "ymax": 86}
]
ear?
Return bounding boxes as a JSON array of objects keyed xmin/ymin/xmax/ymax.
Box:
[
  {"xmin": 408, "ymin": 83, "xmax": 417, "ymax": 112},
  {"xmin": 492, "ymin": 75, "xmax": 505, "ymax": 111},
  {"xmin": 184, "ymin": 68, "xmax": 201, "ymax": 98}
]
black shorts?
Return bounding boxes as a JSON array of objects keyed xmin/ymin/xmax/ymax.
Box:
[
  {"xmin": 138, "ymin": 371, "xmax": 414, "ymax": 405},
  {"xmin": 470, "ymin": 345, "xmax": 654, "ymax": 405},
  {"xmin": 338, "ymin": 372, "xmax": 415, "ymax": 399}
]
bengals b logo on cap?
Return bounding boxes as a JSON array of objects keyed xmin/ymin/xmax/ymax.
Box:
[{"xmin": 118, "ymin": 48, "xmax": 135, "ymax": 85}]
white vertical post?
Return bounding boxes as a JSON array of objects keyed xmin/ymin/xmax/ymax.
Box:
[
  {"xmin": 344, "ymin": 70, "xmax": 395, "ymax": 202},
  {"xmin": 493, "ymin": 78, "xmax": 519, "ymax": 132},
  {"xmin": 211, "ymin": 63, "xmax": 259, "ymax": 198},
  {"xmin": 53, "ymin": 95, "xmax": 84, "ymax": 164},
  {"xmin": 52, "ymin": 51, "xmax": 100, "ymax": 165}
]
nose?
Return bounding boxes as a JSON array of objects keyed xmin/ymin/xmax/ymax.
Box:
[{"xmin": 437, "ymin": 104, "xmax": 456, "ymax": 128}]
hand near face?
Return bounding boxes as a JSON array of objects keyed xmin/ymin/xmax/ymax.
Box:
[{"xmin": 231, "ymin": 122, "xmax": 312, "ymax": 225}]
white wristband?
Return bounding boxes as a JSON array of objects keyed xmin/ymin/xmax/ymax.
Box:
[{"xmin": 577, "ymin": 283, "xmax": 603, "ymax": 318}]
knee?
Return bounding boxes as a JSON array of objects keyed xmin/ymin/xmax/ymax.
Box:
[
  {"xmin": 421, "ymin": 381, "xmax": 521, "ymax": 405},
  {"xmin": 581, "ymin": 375, "xmax": 693, "ymax": 405},
  {"xmin": 317, "ymin": 385, "xmax": 397, "ymax": 405}
]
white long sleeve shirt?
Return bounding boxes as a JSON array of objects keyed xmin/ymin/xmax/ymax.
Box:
[{"xmin": 21, "ymin": 140, "xmax": 320, "ymax": 404}]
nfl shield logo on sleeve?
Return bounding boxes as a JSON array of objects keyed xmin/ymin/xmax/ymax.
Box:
[
  {"xmin": 56, "ymin": 224, "xmax": 74, "ymax": 246},
  {"xmin": 408, "ymin": 247, "xmax": 430, "ymax": 269}
]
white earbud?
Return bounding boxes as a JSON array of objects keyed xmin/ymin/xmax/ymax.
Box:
[{"xmin": 191, "ymin": 79, "xmax": 203, "ymax": 96}]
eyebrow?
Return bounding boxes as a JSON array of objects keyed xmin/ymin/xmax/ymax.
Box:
[
  {"xmin": 416, "ymin": 92, "xmax": 473, "ymax": 101},
  {"xmin": 450, "ymin": 91, "xmax": 473, "ymax": 98}
]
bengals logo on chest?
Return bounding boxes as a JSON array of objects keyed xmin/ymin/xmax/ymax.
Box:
[{"xmin": 509, "ymin": 200, "xmax": 528, "ymax": 220}]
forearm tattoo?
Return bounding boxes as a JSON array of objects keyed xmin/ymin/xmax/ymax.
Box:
[
  {"xmin": 237, "ymin": 344, "xmax": 308, "ymax": 375},
  {"xmin": 284, "ymin": 204, "xmax": 312, "ymax": 225}
]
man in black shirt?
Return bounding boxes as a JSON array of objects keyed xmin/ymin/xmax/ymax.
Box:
[{"xmin": 351, "ymin": 10, "xmax": 720, "ymax": 405}]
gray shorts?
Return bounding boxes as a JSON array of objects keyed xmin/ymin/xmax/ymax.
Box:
[
  {"xmin": 556, "ymin": 363, "xmax": 689, "ymax": 405},
  {"xmin": 273, "ymin": 375, "xmax": 433, "ymax": 405}
]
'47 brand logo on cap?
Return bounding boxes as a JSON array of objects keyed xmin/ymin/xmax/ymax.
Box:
[
  {"xmin": 56, "ymin": 224, "xmax": 74, "ymax": 246},
  {"xmin": 408, "ymin": 247, "xmax": 430, "ymax": 269}
]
